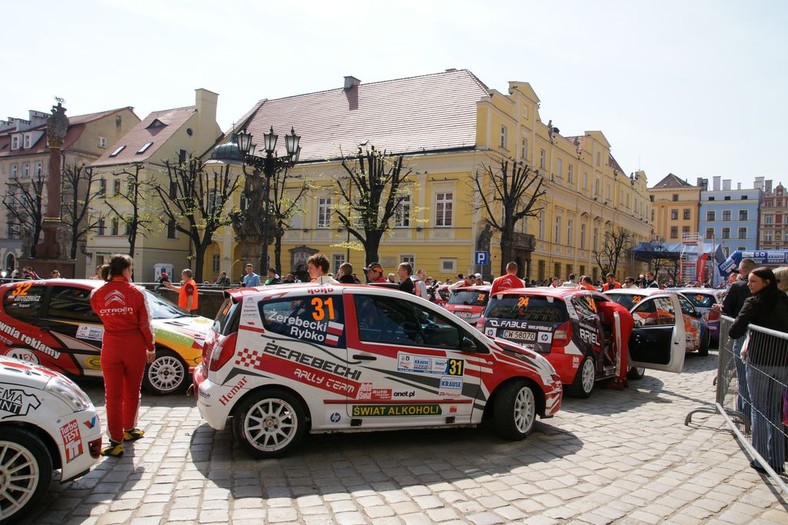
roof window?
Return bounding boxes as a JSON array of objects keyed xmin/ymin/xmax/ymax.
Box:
[
  {"xmin": 109, "ymin": 145, "xmax": 126, "ymax": 157},
  {"xmin": 137, "ymin": 142, "xmax": 153, "ymax": 154}
]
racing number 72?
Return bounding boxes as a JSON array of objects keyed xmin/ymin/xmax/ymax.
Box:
[{"xmin": 311, "ymin": 297, "xmax": 335, "ymax": 321}]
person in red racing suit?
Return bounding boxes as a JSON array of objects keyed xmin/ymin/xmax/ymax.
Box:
[
  {"xmin": 596, "ymin": 298, "xmax": 634, "ymax": 389},
  {"xmin": 490, "ymin": 261, "xmax": 526, "ymax": 296},
  {"xmin": 90, "ymin": 254, "xmax": 155, "ymax": 457}
]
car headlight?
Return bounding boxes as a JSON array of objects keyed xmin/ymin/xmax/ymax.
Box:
[{"xmin": 46, "ymin": 376, "xmax": 92, "ymax": 412}]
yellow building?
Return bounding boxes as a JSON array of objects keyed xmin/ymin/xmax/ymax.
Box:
[
  {"xmin": 0, "ymin": 106, "xmax": 139, "ymax": 274},
  {"xmin": 207, "ymin": 70, "xmax": 652, "ymax": 284},
  {"xmin": 647, "ymin": 173, "xmax": 701, "ymax": 244},
  {"xmin": 87, "ymin": 89, "xmax": 222, "ymax": 281}
]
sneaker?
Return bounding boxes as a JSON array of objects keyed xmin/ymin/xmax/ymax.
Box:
[
  {"xmin": 123, "ymin": 428, "xmax": 144, "ymax": 442},
  {"xmin": 101, "ymin": 440, "xmax": 124, "ymax": 457}
]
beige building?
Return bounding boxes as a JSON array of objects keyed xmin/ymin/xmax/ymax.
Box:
[
  {"xmin": 87, "ymin": 89, "xmax": 222, "ymax": 281},
  {"xmin": 209, "ymin": 70, "xmax": 652, "ymax": 284},
  {"xmin": 648, "ymin": 173, "xmax": 702, "ymax": 244},
  {"xmin": 0, "ymin": 106, "xmax": 139, "ymax": 274}
]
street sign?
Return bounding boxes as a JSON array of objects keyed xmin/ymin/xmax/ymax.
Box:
[{"xmin": 475, "ymin": 251, "xmax": 489, "ymax": 265}]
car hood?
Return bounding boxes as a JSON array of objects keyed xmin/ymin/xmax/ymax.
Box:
[
  {"xmin": 0, "ymin": 355, "xmax": 62, "ymax": 390},
  {"xmin": 152, "ymin": 315, "xmax": 213, "ymax": 352}
]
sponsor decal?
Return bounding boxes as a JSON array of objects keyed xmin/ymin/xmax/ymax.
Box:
[
  {"xmin": 351, "ymin": 404, "xmax": 442, "ymax": 417},
  {"xmin": 235, "ymin": 344, "xmax": 361, "ymax": 396},
  {"xmin": 307, "ymin": 287, "xmax": 335, "ymax": 294},
  {"xmin": 329, "ymin": 411, "xmax": 341, "ymax": 423},
  {"xmin": 59, "ymin": 419, "xmax": 83, "ymax": 462},
  {"xmin": 485, "ymin": 327, "xmax": 496, "ymax": 337},
  {"xmin": 0, "ymin": 386, "xmax": 41, "ymax": 417},
  {"xmin": 0, "ymin": 320, "xmax": 61, "ymax": 359},
  {"xmin": 83, "ymin": 416, "xmax": 98, "ymax": 430},
  {"xmin": 76, "ymin": 325, "xmax": 104, "ymax": 341},
  {"xmin": 538, "ymin": 331, "xmax": 553, "ymax": 344},
  {"xmin": 219, "ymin": 376, "xmax": 248, "ymax": 406},
  {"xmin": 578, "ymin": 327, "xmax": 600, "ymax": 345},
  {"xmin": 397, "ymin": 352, "xmax": 464, "ymax": 376},
  {"xmin": 198, "ymin": 389, "xmax": 210, "ymax": 399},
  {"xmin": 85, "ymin": 356, "xmax": 102, "ymax": 370},
  {"xmin": 392, "ymin": 390, "xmax": 416, "ymax": 398},
  {"xmin": 572, "ymin": 356, "xmax": 580, "ymax": 368},
  {"xmin": 266, "ymin": 310, "xmax": 345, "ymax": 347},
  {"xmin": 438, "ymin": 376, "xmax": 463, "ymax": 397},
  {"xmin": 356, "ymin": 383, "xmax": 392, "ymax": 400},
  {"xmin": 4, "ymin": 348, "xmax": 39, "ymax": 364}
]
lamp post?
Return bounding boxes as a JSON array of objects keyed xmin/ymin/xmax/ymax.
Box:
[{"xmin": 235, "ymin": 126, "xmax": 300, "ymax": 272}]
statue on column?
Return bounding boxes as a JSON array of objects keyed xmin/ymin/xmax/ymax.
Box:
[{"xmin": 476, "ymin": 223, "xmax": 492, "ymax": 252}]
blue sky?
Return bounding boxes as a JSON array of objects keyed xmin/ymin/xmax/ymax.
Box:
[{"xmin": 4, "ymin": 0, "xmax": 786, "ymax": 190}]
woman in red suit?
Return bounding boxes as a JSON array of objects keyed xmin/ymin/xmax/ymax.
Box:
[{"xmin": 90, "ymin": 254, "xmax": 156, "ymax": 457}]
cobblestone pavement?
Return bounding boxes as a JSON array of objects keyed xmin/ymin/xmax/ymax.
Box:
[{"xmin": 21, "ymin": 351, "xmax": 788, "ymax": 525}]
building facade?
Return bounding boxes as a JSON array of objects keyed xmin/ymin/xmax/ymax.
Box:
[
  {"xmin": 209, "ymin": 70, "xmax": 652, "ymax": 284},
  {"xmin": 758, "ymin": 178, "xmax": 786, "ymax": 250},
  {"xmin": 648, "ymin": 173, "xmax": 701, "ymax": 244},
  {"xmin": 0, "ymin": 107, "xmax": 139, "ymax": 274},
  {"xmin": 698, "ymin": 176, "xmax": 762, "ymax": 258}
]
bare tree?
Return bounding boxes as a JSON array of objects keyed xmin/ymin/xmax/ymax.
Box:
[
  {"xmin": 268, "ymin": 165, "xmax": 311, "ymax": 274},
  {"xmin": 334, "ymin": 146, "xmax": 413, "ymax": 265},
  {"xmin": 154, "ymin": 157, "xmax": 240, "ymax": 282},
  {"xmin": 593, "ymin": 227, "xmax": 632, "ymax": 277},
  {"xmin": 104, "ymin": 163, "xmax": 157, "ymax": 258},
  {"xmin": 3, "ymin": 169, "xmax": 45, "ymax": 258},
  {"xmin": 473, "ymin": 160, "xmax": 546, "ymax": 275},
  {"xmin": 61, "ymin": 163, "xmax": 103, "ymax": 259}
]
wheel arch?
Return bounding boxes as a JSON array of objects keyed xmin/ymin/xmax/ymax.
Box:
[
  {"xmin": 229, "ymin": 384, "xmax": 313, "ymax": 432},
  {"xmin": 0, "ymin": 421, "xmax": 61, "ymax": 470},
  {"xmin": 484, "ymin": 376, "xmax": 546, "ymax": 420}
]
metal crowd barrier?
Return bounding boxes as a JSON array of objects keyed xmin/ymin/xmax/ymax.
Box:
[{"xmin": 686, "ymin": 315, "xmax": 788, "ymax": 494}]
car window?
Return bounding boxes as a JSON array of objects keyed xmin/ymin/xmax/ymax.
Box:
[
  {"xmin": 448, "ymin": 289, "xmax": 489, "ymax": 306},
  {"xmin": 144, "ymin": 289, "xmax": 191, "ymax": 319},
  {"xmin": 354, "ymin": 294, "xmax": 461, "ymax": 349},
  {"xmin": 571, "ymin": 294, "xmax": 599, "ymax": 319},
  {"xmin": 48, "ymin": 286, "xmax": 100, "ymax": 323},
  {"xmin": 683, "ymin": 293, "xmax": 716, "ymax": 309},
  {"xmin": 676, "ymin": 294, "xmax": 696, "ymax": 316},
  {"xmin": 2, "ymin": 282, "xmax": 46, "ymax": 321},
  {"xmin": 606, "ymin": 293, "xmax": 644, "ymax": 310},
  {"xmin": 485, "ymin": 295, "xmax": 568, "ymax": 323},
  {"xmin": 261, "ymin": 294, "xmax": 346, "ymax": 348},
  {"xmin": 631, "ymin": 296, "xmax": 676, "ymax": 327},
  {"xmin": 214, "ymin": 297, "xmax": 240, "ymax": 336}
]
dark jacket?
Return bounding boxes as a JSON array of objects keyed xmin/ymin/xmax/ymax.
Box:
[
  {"xmin": 729, "ymin": 290, "xmax": 788, "ymax": 340},
  {"xmin": 722, "ymin": 278, "xmax": 750, "ymax": 317}
]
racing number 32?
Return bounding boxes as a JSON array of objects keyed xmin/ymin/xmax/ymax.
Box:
[
  {"xmin": 311, "ymin": 297, "xmax": 335, "ymax": 321},
  {"xmin": 11, "ymin": 282, "xmax": 32, "ymax": 297}
]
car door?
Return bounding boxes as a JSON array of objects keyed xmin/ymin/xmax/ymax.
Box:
[
  {"xmin": 628, "ymin": 294, "xmax": 686, "ymax": 372},
  {"xmin": 347, "ymin": 292, "xmax": 480, "ymax": 429}
]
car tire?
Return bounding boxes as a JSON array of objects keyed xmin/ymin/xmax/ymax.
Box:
[
  {"xmin": 699, "ymin": 330, "xmax": 710, "ymax": 356},
  {"xmin": 493, "ymin": 380, "xmax": 536, "ymax": 440},
  {"xmin": 143, "ymin": 349, "xmax": 188, "ymax": 395},
  {"xmin": 568, "ymin": 356, "xmax": 595, "ymax": 398},
  {"xmin": 233, "ymin": 389, "xmax": 307, "ymax": 459},
  {"xmin": 0, "ymin": 427, "xmax": 52, "ymax": 525},
  {"xmin": 627, "ymin": 366, "xmax": 646, "ymax": 380}
]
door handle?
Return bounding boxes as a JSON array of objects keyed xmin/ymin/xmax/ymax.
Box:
[{"xmin": 352, "ymin": 354, "xmax": 377, "ymax": 361}]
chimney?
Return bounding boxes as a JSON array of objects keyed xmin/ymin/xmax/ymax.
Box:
[
  {"xmin": 194, "ymin": 88, "xmax": 219, "ymax": 141},
  {"xmin": 723, "ymin": 179, "xmax": 731, "ymax": 191},
  {"xmin": 344, "ymin": 76, "xmax": 361, "ymax": 110},
  {"xmin": 697, "ymin": 177, "xmax": 708, "ymax": 190},
  {"xmin": 754, "ymin": 176, "xmax": 764, "ymax": 191},
  {"xmin": 713, "ymin": 176, "xmax": 721, "ymax": 191},
  {"xmin": 737, "ymin": 182, "xmax": 741, "ymax": 190},
  {"xmin": 766, "ymin": 179, "xmax": 773, "ymax": 193}
]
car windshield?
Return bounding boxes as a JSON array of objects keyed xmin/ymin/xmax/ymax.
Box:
[
  {"xmin": 606, "ymin": 293, "xmax": 646, "ymax": 310},
  {"xmin": 143, "ymin": 289, "xmax": 192, "ymax": 319},
  {"xmin": 485, "ymin": 295, "xmax": 568, "ymax": 323},
  {"xmin": 682, "ymin": 293, "xmax": 716, "ymax": 309},
  {"xmin": 448, "ymin": 289, "xmax": 489, "ymax": 306}
]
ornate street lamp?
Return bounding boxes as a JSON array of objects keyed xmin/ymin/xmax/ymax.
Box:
[{"xmin": 235, "ymin": 126, "xmax": 301, "ymax": 271}]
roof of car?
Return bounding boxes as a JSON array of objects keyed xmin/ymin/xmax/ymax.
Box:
[
  {"xmin": 225, "ymin": 282, "xmax": 423, "ymax": 300},
  {"xmin": 489, "ymin": 286, "xmax": 592, "ymax": 299},
  {"xmin": 668, "ymin": 287, "xmax": 724, "ymax": 296},
  {"xmin": 603, "ymin": 288, "xmax": 667, "ymax": 296},
  {"xmin": 453, "ymin": 285, "xmax": 491, "ymax": 291}
]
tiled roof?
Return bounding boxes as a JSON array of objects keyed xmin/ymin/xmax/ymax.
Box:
[
  {"xmin": 92, "ymin": 106, "xmax": 196, "ymax": 166},
  {"xmin": 231, "ymin": 69, "xmax": 491, "ymax": 161},
  {"xmin": 651, "ymin": 173, "xmax": 696, "ymax": 189}
]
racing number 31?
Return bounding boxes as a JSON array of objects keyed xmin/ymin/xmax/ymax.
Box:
[{"xmin": 311, "ymin": 297, "xmax": 335, "ymax": 321}]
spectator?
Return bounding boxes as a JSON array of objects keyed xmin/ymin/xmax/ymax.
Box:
[
  {"xmin": 560, "ymin": 273, "xmax": 577, "ymax": 287},
  {"xmin": 597, "ymin": 296, "xmax": 635, "ymax": 390},
  {"xmin": 644, "ymin": 271, "xmax": 659, "ymax": 288},
  {"xmin": 156, "ymin": 271, "xmax": 170, "ymax": 291},
  {"xmin": 490, "ymin": 261, "xmax": 525, "ymax": 296},
  {"xmin": 450, "ymin": 274, "xmax": 475, "ymax": 290},
  {"xmin": 579, "ymin": 275, "xmax": 597, "ymax": 291},
  {"xmin": 338, "ymin": 263, "xmax": 358, "ymax": 284},
  {"xmin": 49, "ymin": 269, "xmax": 63, "ymax": 279},
  {"xmin": 412, "ymin": 269, "xmax": 429, "ymax": 299},
  {"xmin": 622, "ymin": 276, "xmax": 637, "ymax": 289},
  {"xmin": 214, "ymin": 271, "xmax": 231, "ymax": 287},
  {"xmin": 265, "ymin": 267, "xmax": 281, "ymax": 285},
  {"xmin": 602, "ymin": 273, "xmax": 621, "ymax": 291},
  {"xmin": 364, "ymin": 262, "xmax": 388, "ymax": 284},
  {"xmin": 729, "ymin": 267, "xmax": 788, "ymax": 474},
  {"xmin": 397, "ymin": 262, "xmax": 415, "ymax": 294},
  {"xmin": 164, "ymin": 269, "xmax": 199, "ymax": 313},
  {"xmin": 719, "ymin": 258, "xmax": 756, "ymax": 417},
  {"xmin": 550, "ymin": 277, "xmax": 560, "ymax": 288},
  {"xmin": 308, "ymin": 253, "xmax": 339, "ymax": 284},
  {"xmin": 242, "ymin": 264, "xmax": 261, "ymax": 287},
  {"xmin": 773, "ymin": 266, "xmax": 788, "ymax": 294},
  {"xmin": 387, "ymin": 273, "xmax": 397, "ymax": 284}
]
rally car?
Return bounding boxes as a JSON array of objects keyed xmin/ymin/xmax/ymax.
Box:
[
  {"xmin": 445, "ymin": 285, "xmax": 490, "ymax": 326},
  {"xmin": 193, "ymin": 283, "xmax": 563, "ymax": 458},
  {"xmin": 670, "ymin": 287, "xmax": 724, "ymax": 347},
  {"xmin": 479, "ymin": 287, "xmax": 687, "ymax": 398},
  {"xmin": 604, "ymin": 288, "xmax": 710, "ymax": 356},
  {"xmin": 0, "ymin": 279, "xmax": 213, "ymax": 395},
  {"xmin": 0, "ymin": 355, "xmax": 102, "ymax": 524}
]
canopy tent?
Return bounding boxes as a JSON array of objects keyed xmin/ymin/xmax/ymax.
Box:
[{"xmin": 632, "ymin": 241, "xmax": 724, "ymax": 263}]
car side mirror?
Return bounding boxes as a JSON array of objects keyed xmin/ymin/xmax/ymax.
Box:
[{"xmin": 461, "ymin": 336, "xmax": 477, "ymax": 352}]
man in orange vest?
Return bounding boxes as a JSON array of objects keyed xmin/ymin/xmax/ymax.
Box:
[
  {"xmin": 601, "ymin": 272, "xmax": 622, "ymax": 292},
  {"xmin": 164, "ymin": 268, "xmax": 199, "ymax": 313}
]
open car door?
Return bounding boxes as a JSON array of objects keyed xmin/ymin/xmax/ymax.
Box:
[{"xmin": 628, "ymin": 294, "xmax": 686, "ymax": 373}]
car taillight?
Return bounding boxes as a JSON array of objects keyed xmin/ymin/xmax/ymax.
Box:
[
  {"xmin": 552, "ymin": 321, "xmax": 572, "ymax": 349},
  {"xmin": 476, "ymin": 315, "xmax": 486, "ymax": 330},
  {"xmin": 208, "ymin": 332, "xmax": 237, "ymax": 372}
]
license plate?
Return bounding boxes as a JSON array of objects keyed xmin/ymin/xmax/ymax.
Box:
[
  {"xmin": 456, "ymin": 311, "xmax": 474, "ymax": 318},
  {"xmin": 502, "ymin": 330, "xmax": 537, "ymax": 342}
]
